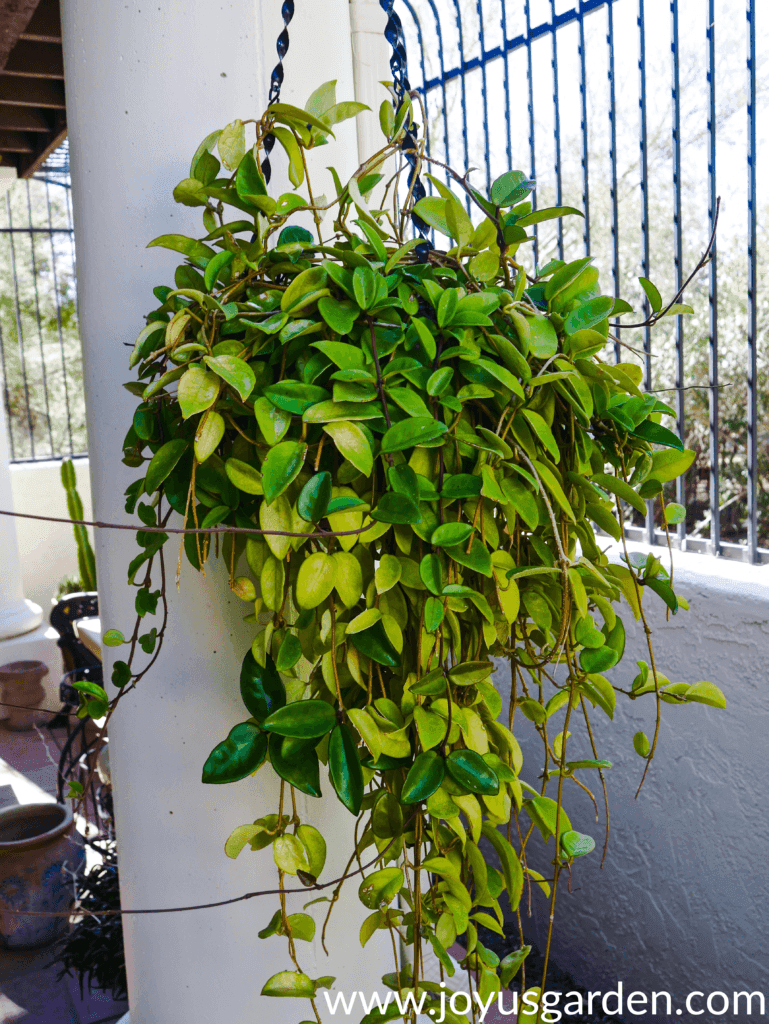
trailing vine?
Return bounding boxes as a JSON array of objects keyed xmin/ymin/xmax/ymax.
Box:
[{"xmin": 89, "ymin": 83, "xmax": 727, "ymax": 1022}]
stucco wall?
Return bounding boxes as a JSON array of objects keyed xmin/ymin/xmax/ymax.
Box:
[
  {"xmin": 492, "ymin": 547, "xmax": 769, "ymax": 1020},
  {"xmin": 9, "ymin": 457, "xmax": 94, "ymax": 612}
]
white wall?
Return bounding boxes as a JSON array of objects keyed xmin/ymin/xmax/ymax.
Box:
[
  {"xmin": 493, "ymin": 548, "xmax": 769, "ymax": 1018},
  {"xmin": 9, "ymin": 457, "xmax": 94, "ymax": 612}
]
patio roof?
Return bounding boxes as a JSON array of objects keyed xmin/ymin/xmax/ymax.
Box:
[{"xmin": 0, "ymin": 0, "xmax": 66, "ymax": 178}]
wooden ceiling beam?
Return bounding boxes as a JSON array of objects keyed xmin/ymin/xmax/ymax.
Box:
[
  {"xmin": 2, "ymin": 39, "xmax": 63, "ymax": 78},
  {"xmin": 0, "ymin": 75, "xmax": 64, "ymax": 107},
  {"xmin": 0, "ymin": 103, "xmax": 49, "ymax": 130},
  {"xmin": 0, "ymin": 128, "xmax": 34, "ymax": 151},
  {"xmin": 0, "ymin": 0, "xmax": 40, "ymax": 69},
  {"xmin": 16, "ymin": 122, "xmax": 64, "ymax": 176},
  {"xmin": 19, "ymin": 0, "xmax": 59, "ymax": 44}
]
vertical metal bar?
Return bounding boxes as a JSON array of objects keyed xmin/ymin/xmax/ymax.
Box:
[
  {"xmin": 525, "ymin": 0, "xmax": 538, "ymax": 267},
  {"xmin": 45, "ymin": 177, "xmax": 74, "ymax": 455},
  {"xmin": 500, "ymin": 0, "xmax": 512, "ymax": 173},
  {"xmin": 670, "ymin": 0, "xmax": 686, "ymax": 548},
  {"xmin": 550, "ymin": 0, "xmax": 564, "ymax": 260},
  {"xmin": 64, "ymin": 180, "xmax": 79, "ymax": 323},
  {"xmin": 476, "ymin": 0, "xmax": 491, "ymax": 194},
  {"xmin": 417, "ymin": 2, "xmax": 449, "ymax": 175},
  {"xmin": 746, "ymin": 0, "xmax": 758, "ymax": 561},
  {"xmin": 0, "ymin": 317, "xmax": 13, "ymax": 461},
  {"xmin": 5, "ymin": 191, "xmax": 35, "ymax": 459},
  {"xmin": 638, "ymin": 0, "xmax": 653, "ymax": 543},
  {"xmin": 608, "ymin": 0, "xmax": 621, "ymax": 363},
  {"xmin": 25, "ymin": 180, "xmax": 54, "ymax": 454},
  {"xmin": 706, "ymin": 0, "xmax": 720, "ymax": 555},
  {"xmin": 578, "ymin": 1, "xmax": 590, "ymax": 256}
]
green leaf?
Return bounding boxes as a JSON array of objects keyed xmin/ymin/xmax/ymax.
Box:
[
  {"xmin": 560, "ymin": 830, "xmax": 595, "ymax": 859},
  {"xmin": 413, "ymin": 196, "xmax": 450, "ymax": 236},
  {"xmin": 349, "ymin": 620, "xmax": 401, "ymax": 669},
  {"xmin": 515, "ymin": 206, "xmax": 583, "ymax": 227},
  {"xmin": 262, "ymin": 440, "xmax": 307, "ymax": 504},
  {"xmin": 273, "ymin": 833, "xmax": 310, "ymax": 875},
  {"xmin": 481, "ymin": 823, "xmax": 524, "ymax": 911},
  {"xmin": 664, "ymin": 502, "xmax": 686, "ymax": 525},
  {"xmin": 102, "ymin": 629, "xmax": 125, "ymax": 647},
  {"xmin": 358, "ymin": 867, "xmax": 404, "ymax": 910},
  {"xmin": 261, "ymin": 971, "xmax": 316, "ymax": 998},
  {"xmin": 241, "ymin": 652, "xmax": 286, "ymax": 722},
  {"xmin": 563, "ymin": 296, "xmax": 614, "ymax": 336},
  {"xmin": 446, "ymin": 750, "xmax": 499, "ymax": 795},
  {"xmin": 423, "ymin": 596, "xmax": 445, "ymax": 633},
  {"xmin": 263, "ymin": 700, "xmax": 336, "ymax": 739},
  {"xmin": 447, "ymin": 661, "xmax": 494, "ymax": 685},
  {"xmin": 431, "ymin": 522, "xmax": 473, "ymax": 548},
  {"xmin": 447, "ymin": 538, "xmax": 493, "ymax": 577},
  {"xmin": 329, "ymin": 724, "xmax": 364, "ymax": 814},
  {"xmin": 297, "ymin": 472, "xmax": 332, "ymax": 522},
  {"xmin": 490, "ymin": 170, "xmax": 534, "ymax": 207},
  {"xmin": 399, "ymin": 749, "xmax": 442, "ymax": 802},
  {"xmin": 296, "ymin": 823, "xmax": 327, "ymax": 876},
  {"xmin": 441, "ymin": 474, "xmax": 483, "ymax": 501},
  {"xmin": 639, "ymin": 277, "xmax": 662, "ymax": 313},
  {"xmin": 579, "ymin": 646, "xmax": 619, "ymax": 673},
  {"xmin": 296, "ymin": 551, "xmax": 337, "ymax": 609},
  {"xmin": 631, "ymin": 420, "xmax": 684, "ymax": 452},
  {"xmin": 521, "ymin": 410, "xmax": 560, "ymax": 462},
  {"xmin": 380, "ymin": 417, "xmax": 447, "ymax": 455},
  {"xmin": 500, "ymin": 947, "xmax": 531, "ymax": 988},
  {"xmin": 323, "ymin": 421, "xmax": 373, "ymax": 476},
  {"xmin": 202, "ymin": 722, "xmax": 268, "ymax": 784},
  {"xmin": 147, "ymin": 234, "xmax": 215, "ymax": 262},
  {"xmin": 218, "ymin": 119, "xmax": 246, "ymax": 170},
  {"xmin": 268, "ymin": 733, "xmax": 322, "ymax": 797},
  {"xmin": 643, "ymin": 576, "xmax": 679, "ymax": 614},
  {"xmin": 592, "ymin": 472, "xmax": 647, "ymax": 516},
  {"xmin": 145, "ymin": 439, "xmax": 188, "ymax": 494},
  {"xmin": 235, "ymin": 147, "xmax": 267, "ymax": 201},
  {"xmin": 276, "ymin": 633, "xmax": 302, "ymax": 672},
  {"xmin": 203, "ymin": 250, "xmax": 235, "ymax": 292},
  {"xmin": 685, "ymin": 680, "xmax": 727, "ymax": 709},
  {"xmin": 204, "ymin": 355, "xmax": 256, "ymax": 401},
  {"xmin": 649, "ymin": 447, "xmax": 696, "ymax": 483},
  {"xmin": 264, "ymin": 381, "xmax": 329, "ymax": 415},
  {"xmin": 318, "ymin": 296, "xmax": 359, "ymax": 335},
  {"xmin": 633, "ymin": 731, "xmax": 651, "ymax": 757},
  {"xmin": 225, "ymin": 457, "xmax": 263, "ymax": 495},
  {"xmin": 371, "ymin": 492, "xmax": 422, "ymax": 525}
]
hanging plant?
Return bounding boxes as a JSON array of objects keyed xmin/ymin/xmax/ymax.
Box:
[{"xmin": 100, "ymin": 80, "xmax": 726, "ymax": 1021}]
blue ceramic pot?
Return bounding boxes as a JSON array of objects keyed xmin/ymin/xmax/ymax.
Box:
[{"xmin": 0, "ymin": 802, "xmax": 85, "ymax": 948}]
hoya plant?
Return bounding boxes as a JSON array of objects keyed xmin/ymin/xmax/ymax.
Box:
[{"xmin": 101, "ymin": 81, "xmax": 726, "ymax": 1022}]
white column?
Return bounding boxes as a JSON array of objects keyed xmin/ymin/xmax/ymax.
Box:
[
  {"xmin": 349, "ymin": 1, "xmax": 393, "ymax": 166},
  {"xmin": 0, "ymin": 400, "xmax": 42, "ymax": 641},
  {"xmin": 61, "ymin": 2, "xmax": 389, "ymax": 1021}
]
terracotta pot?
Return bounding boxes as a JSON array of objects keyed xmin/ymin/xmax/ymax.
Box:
[
  {"xmin": 0, "ymin": 660, "xmax": 48, "ymax": 731},
  {"xmin": 0, "ymin": 802, "xmax": 85, "ymax": 948}
]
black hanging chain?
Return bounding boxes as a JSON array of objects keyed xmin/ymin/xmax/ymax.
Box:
[
  {"xmin": 261, "ymin": 0, "xmax": 295, "ymax": 185},
  {"xmin": 378, "ymin": 0, "xmax": 430, "ymax": 246}
]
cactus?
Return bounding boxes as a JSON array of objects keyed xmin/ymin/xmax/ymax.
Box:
[{"xmin": 61, "ymin": 458, "xmax": 97, "ymax": 592}]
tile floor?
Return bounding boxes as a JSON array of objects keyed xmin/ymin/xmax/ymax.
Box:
[{"xmin": 0, "ymin": 722, "xmax": 128, "ymax": 1024}]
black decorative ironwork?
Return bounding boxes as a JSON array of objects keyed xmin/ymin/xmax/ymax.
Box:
[{"xmin": 261, "ymin": 0, "xmax": 295, "ymax": 185}]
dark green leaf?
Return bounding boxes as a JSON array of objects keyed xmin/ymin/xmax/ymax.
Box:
[
  {"xmin": 643, "ymin": 576, "xmax": 679, "ymax": 614},
  {"xmin": 441, "ymin": 474, "xmax": 482, "ymax": 500},
  {"xmin": 318, "ymin": 296, "xmax": 359, "ymax": 335},
  {"xmin": 263, "ymin": 700, "xmax": 337, "ymax": 738},
  {"xmin": 262, "ymin": 440, "xmax": 307, "ymax": 504},
  {"xmin": 202, "ymin": 722, "xmax": 268, "ymax": 784},
  {"xmin": 276, "ymin": 633, "xmax": 302, "ymax": 672},
  {"xmin": 638, "ymin": 277, "xmax": 662, "ymax": 313},
  {"xmin": 446, "ymin": 538, "xmax": 493, "ymax": 577},
  {"xmin": 380, "ymin": 417, "xmax": 448, "ymax": 454},
  {"xmin": 269, "ymin": 733, "xmax": 322, "ymax": 797},
  {"xmin": 263, "ymin": 381, "xmax": 330, "ymax": 415},
  {"xmin": 328, "ymin": 724, "xmax": 364, "ymax": 814},
  {"xmin": 348, "ymin": 620, "xmax": 401, "ymax": 669},
  {"xmin": 145, "ymin": 439, "xmax": 189, "ymax": 494},
  {"xmin": 490, "ymin": 170, "xmax": 534, "ymax": 207},
  {"xmin": 431, "ymin": 522, "xmax": 473, "ymax": 547},
  {"xmin": 631, "ymin": 420, "xmax": 684, "ymax": 452},
  {"xmin": 401, "ymin": 751, "xmax": 445, "ymax": 804},
  {"xmin": 371, "ymin": 492, "xmax": 422, "ymax": 525},
  {"xmin": 240, "ymin": 651, "xmax": 286, "ymax": 722},
  {"xmin": 445, "ymin": 749, "xmax": 499, "ymax": 795},
  {"xmin": 579, "ymin": 646, "xmax": 619, "ymax": 673},
  {"xmin": 297, "ymin": 472, "xmax": 333, "ymax": 522},
  {"xmin": 388, "ymin": 464, "xmax": 420, "ymax": 505}
]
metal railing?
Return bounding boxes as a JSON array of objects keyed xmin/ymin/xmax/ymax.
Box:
[
  {"xmin": 0, "ymin": 140, "xmax": 86, "ymax": 464},
  {"xmin": 398, "ymin": 0, "xmax": 767, "ymax": 562}
]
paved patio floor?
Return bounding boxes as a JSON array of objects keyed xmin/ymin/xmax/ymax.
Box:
[{"xmin": 0, "ymin": 722, "xmax": 128, "ymax": 1024}]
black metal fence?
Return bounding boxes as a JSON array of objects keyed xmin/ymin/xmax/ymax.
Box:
[
  {"xmin": 0, "ymin": 141, "xmax": 86, "ymax": 463},
  {"xmin": 399, "ymin": 0, "xmax": 767, "ymax": 562}
]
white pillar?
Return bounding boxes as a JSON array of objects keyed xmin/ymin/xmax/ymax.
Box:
[
  {"xmin": 61, "ymin": 2, "xmax": 389, "ymax": 1021},
  {"xmin": 0, "ymin": 401, "xmax": 42, "ymax": 641}
]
